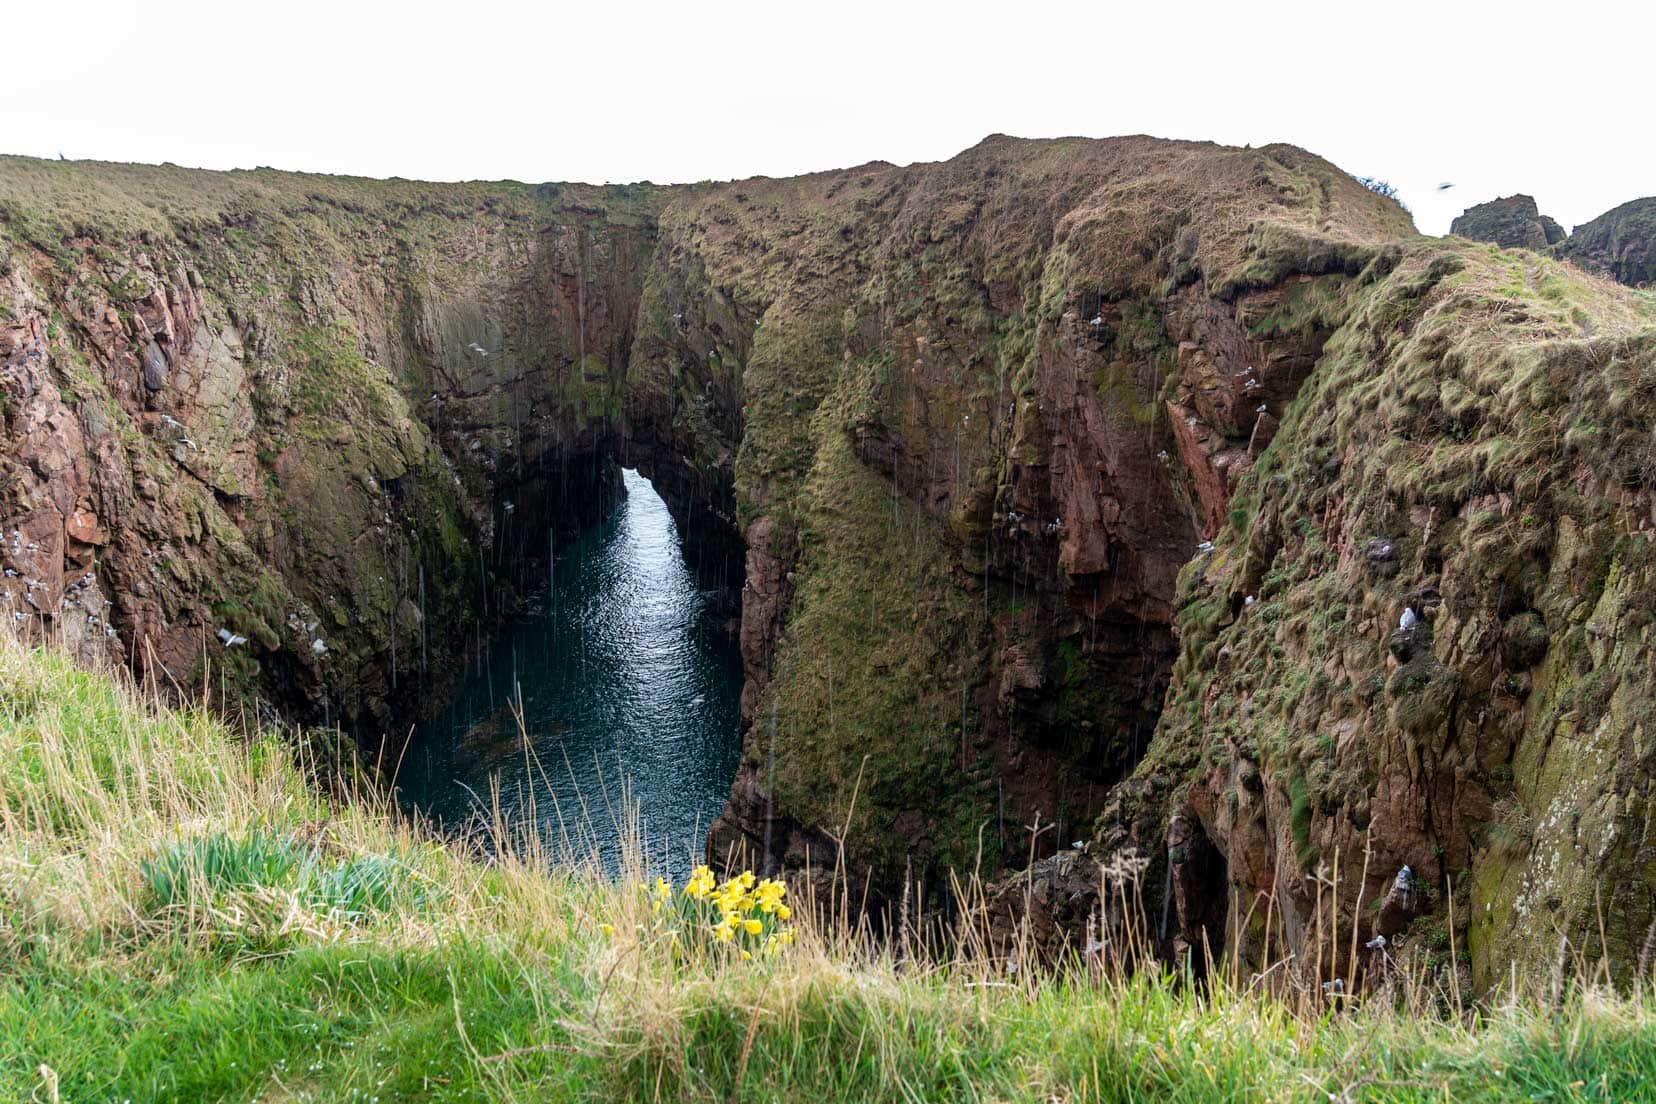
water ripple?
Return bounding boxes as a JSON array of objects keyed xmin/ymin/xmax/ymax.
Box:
[{"xmin": 398, "ymin": 469, "xmax": 743, "ymax": 877}]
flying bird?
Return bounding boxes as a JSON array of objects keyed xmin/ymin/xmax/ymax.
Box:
[{"xmin": 1437, "ymin": 182, "xmax": 1455, "ymax": 192}]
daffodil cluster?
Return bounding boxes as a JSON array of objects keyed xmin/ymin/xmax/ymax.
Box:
[
  {"xmin": 693, "ymin": 867, "xmax": 796, "ymax": 957},
  {"xmin": 610, "ymin": 865, "xmax": 795, "ymax": 960}
]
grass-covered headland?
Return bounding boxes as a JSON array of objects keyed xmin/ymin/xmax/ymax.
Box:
[{"xmin": 3, "ymin": 637, "xmax": 1655, "ymax": 1102}]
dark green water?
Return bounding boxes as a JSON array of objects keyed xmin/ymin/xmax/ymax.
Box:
[{"xmin": 398, "ymin": 468, "xmax": 743, "ymax": 876}]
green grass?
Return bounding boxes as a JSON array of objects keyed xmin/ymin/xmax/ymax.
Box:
[
  {"xmin": 140, "ymin": 829, "xmax": 440, "ymax": 920},
  {"xmin": 7, "ymin": 621, "xmax": 1656, "ymax": 1101},
  {"xmin": 8, "ymin": 941, "xmax": 593, "ymax": 1103},
  {"xmin": 141, "ymin": 828, "xmax": 310, "ymax": 906}
]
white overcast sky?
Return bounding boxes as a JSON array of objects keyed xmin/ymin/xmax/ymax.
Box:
[{"xmin": 4, "ymin": 0, "xmax": 1649, "ymax": 236}]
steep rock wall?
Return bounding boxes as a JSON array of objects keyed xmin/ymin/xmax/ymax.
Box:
[
  {"xmin": 1115, "ymin": 239, "xmax": 1656, "ymax": 988},
  {"xmin": 0, "ymin": 160, "xmax": 657, "ymax": 734},
  {"xmin": 0, "ymin": 138, "xmax": 1415, "ymax": 908},
  {"xmin": 631, "ymin": 138, "xmax": 1414, "ymax": 897},
  {"xmin": 1559, "ymin": 198, "xmax": 1656, "ymax": 289}
]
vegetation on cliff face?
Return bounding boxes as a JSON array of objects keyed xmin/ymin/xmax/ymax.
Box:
[
  {"xmin": 8, "ymin": 637, "xmax": 1656, "ymax": 1102},
  {"xmin": 0, "ymin": 157, "xmax": 657, "ymax": 732},
  {"xmin": 1136, "ymin": 235, "xmax": 1656, "ymax": 989},
  {"xmin": 679, "ymin": 137, "xmax": 1418, "ymax": 893}
]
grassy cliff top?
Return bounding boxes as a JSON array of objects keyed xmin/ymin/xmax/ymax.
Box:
[
  {"xmin": 2, "ymin": 636, "xmax": 1654, "ymax": 1101},
  {"xmin": 2, "ymin": 134, "xmax": 1413, "ymax": 277},
  {"xmin": 0, "ymin": 154, "xmax": 664, "ymax": 251},
  {"xmin": 650, "ymin": 134, "xmax": 1418, "ymax": 308}
]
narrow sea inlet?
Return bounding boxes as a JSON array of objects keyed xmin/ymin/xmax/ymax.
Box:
[{"xmin": 398, "ymin": 468, "xmax": 743, "ymax": 875}]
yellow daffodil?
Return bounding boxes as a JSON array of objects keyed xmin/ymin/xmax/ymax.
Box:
[{"xmin": 684, "ymin": 865, "xmax": 717, "ymax": 900}]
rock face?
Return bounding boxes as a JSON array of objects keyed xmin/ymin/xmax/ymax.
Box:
[
  {"xmin": 10, "ymin": 140, "xmax": 1656, "ymax": 984},
  {"xmin": 0, "ymin": 161, "xmax": 656, "ymax": 734},
  {"xmin": 1558, "ymin": 198, "xmax": 1656, "ymax": 287},
  {"xmin": 651, "ymin": 138, "xmax": 1410, "ymax": 896},
  {"xmin": 1128, "ymin": 243, "xmax": 1656, "ymax": 991},
  {"xmin": 1450, "ymin": 195, "xmax": 1566, "ymax": 251}
]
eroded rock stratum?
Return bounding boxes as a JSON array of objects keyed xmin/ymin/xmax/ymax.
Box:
[{"xmin": 4, "ymin": 137, "xmax": 1653, "ymax": 985}]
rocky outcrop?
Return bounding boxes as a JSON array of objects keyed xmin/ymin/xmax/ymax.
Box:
[
  {"xmin": 1558, "ymin": 198, "xmax": 1656, "ymax": 288},
  {"xmin": 1451, "ymin": 195, "xmax": 1566, "ymax": 250},
  {"xmin": 641, "ymin": 139, "xmax": 1412, "ymax": 898},
  {"xmin": 1450, "ymin": 193, "xmax": 1656, "ymax": 291}
]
